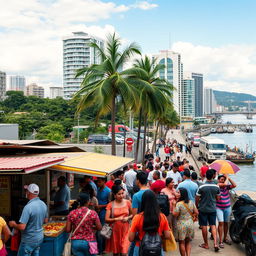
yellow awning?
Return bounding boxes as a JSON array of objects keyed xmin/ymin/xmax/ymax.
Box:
[{"xmin": 50, "ymin": 152, "xmax": 134, "ymax": 177}]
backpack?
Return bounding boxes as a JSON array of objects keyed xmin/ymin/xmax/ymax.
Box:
[
  {"xmin": 156, "ymin": 193, "xmax": 170, "ymax": 216},
  {"xmin": 139, "ymin": 232, "xmax": 162, "ymax": 256}
]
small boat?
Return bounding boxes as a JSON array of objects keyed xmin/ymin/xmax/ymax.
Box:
[
  {"xmin": 227, "ymin": 127, "xmax": 235, "ymax": 133},
  {"xmin": 226, "ymin": 147, "xmax": 255, "ymax": 164},
  {"xmin": 211, "ymin": 128, "xmax": 216, "ymax": 133},
  {"xmin": 217, "ymin": 127, "xmax": 224, "ymax": 133},
  {"xmin": 245, "ymin": 125, "xmax": 253, "ymax": 133}
]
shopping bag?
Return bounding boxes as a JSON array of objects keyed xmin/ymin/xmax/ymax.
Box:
[{"xmin": 162, "ymin": 231, "xmax": 177, "ymax": 252}]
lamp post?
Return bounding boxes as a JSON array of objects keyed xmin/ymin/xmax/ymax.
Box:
[
  {"xmin": 77, "ymin": 114, "xmax": 80, "ymax": 144},
  {"xmin": 123, "ymin": 123, "xmax": 126, "ymax": 157}
]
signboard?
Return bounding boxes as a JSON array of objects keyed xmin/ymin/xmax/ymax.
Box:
[
  {"xmin": 0, "ymin": 176, "xmax": 11, "ymax": 216},
  {"xmin": 126, "ymin": 138, "xmax": 134, "ymax": 145},
  {"xmin": 127, "ymin": 145, "xmax": 133, "ymax": 152}
]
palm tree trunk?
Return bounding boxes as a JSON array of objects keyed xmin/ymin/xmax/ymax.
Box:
[
  {"xmin": 164, "ymin": 126, "xmax": 169, "ymax": 139},
  {"xmin": 111, "ymin": 96, "xmax": 116, "ymax": 155},
  {"xmin": 135, "ymin": 108, "xmax": 143, "ymax": 162},
  {"xmin": 142, "ymin": 114, "xmax": 147, "ymax": 161},
  {"xmin": 152, "ymin": 120, "xmax": 160, "ymax": 153}
]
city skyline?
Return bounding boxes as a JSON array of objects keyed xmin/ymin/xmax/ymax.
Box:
[{"xmin": 0, "ymin": 0, "xmax": 256, "ymax": 95}]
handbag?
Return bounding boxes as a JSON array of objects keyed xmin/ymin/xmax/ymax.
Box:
[
  {"xmin": 0, "ymin": 245, "xmax": 7, "ymax": 256},
  {"xmin": 162, "ymin": 231, "xmax": 177, "ymax": 252},
  {"xmin": 182, "ymin": 202, "xmax": 197, "ymax": 222},
  {"xmin": 100, "ymin": 201, "xmax": 114, "ymax": 239},
  {"xmin": 88, "ymin": 241, "xmax": 98, "ymax": 254},
  {"xmin": 63, "ymin": 209, "xmax": 91, "ymax": 256}
]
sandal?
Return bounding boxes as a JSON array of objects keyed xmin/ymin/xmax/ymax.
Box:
[
  {"xmin": 199, "ymin": 244, "xmax": 209, "ymax": 249},
  {"xmin": 219, "ymin": 243, "xmax": 224, "ymax": 248},
  {"xmin": 224, "ymin": 239, "xmax": 232, "ymax": 245},
  {"xmin": 214, "ymin": 245, "xmax": 220, "ymax": 252}
]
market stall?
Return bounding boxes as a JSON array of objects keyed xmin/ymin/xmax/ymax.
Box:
[{"xmin": 0, "ymin": 150, "xmax": 133, "ymax": 256}]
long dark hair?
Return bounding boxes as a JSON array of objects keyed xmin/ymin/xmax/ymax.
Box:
[
  {"xmin": 141, "ymin": 190, "xmax": 160, "ymax": 232},
  {"xmin": 111, "ymin": 185, "xmax": 124, "ymax": 201},
  {"xmin": 178, "ymin": 188, "xmax": 189, "ymax": 204}
]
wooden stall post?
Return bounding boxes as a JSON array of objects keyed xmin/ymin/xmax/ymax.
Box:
[{"xmin": 46, "ymin": 169, "xmax": 51, "ymax": 215}]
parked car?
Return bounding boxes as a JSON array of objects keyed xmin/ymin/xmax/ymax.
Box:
[
  {"xmin": 108, "ymin": 134, "xmax": 124, "ymax": 144},
  {"xmin": 87, "ymin": 134, "xmax": 112, "ymax": 144}
]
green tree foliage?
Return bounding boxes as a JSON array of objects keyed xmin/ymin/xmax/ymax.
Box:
[
  {"xmin": 36, "ymin": 123, "xmax": 65, "ymax": 142},
  {"xmin": 74, "ymin": 33, "xmax": 141, "ymax": 155}
]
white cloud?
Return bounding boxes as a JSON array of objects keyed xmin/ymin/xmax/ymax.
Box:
[
  {"xmin": 131, "ymin": 1, "xmax": 158, "ymax": 10},
  {"xmin": 172, "ymin": 42, "xmax": 256, "ymax": 95},
  {"xmin": 0, "ymin": 0, "xmax": 153, "ymax": 96}
]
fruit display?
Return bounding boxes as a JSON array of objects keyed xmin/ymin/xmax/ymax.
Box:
[{"xmin": 43, "ymin": 222, "xmax": 66, "ymax": 237}]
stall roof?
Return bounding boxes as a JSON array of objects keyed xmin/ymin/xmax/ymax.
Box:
[
  {"xmin": 0, "ymin": 156, "xmax": 65, "ymax": 174},
  {"xmin": 49, "ymin": 152, "xmax": 134, "ymax": 177},
  {"xmin": 0, "ymin": 140, "xmax": 84, "ymax": 154}
]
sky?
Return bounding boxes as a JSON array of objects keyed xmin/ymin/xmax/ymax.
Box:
[{"xmin": 1, "ymin": 0, "xmax": 256, "ymax": 96}]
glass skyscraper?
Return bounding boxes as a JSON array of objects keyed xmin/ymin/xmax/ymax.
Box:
[
  {"xmin": 152, "ymin": 50, "xmax": 183, "ymax": 114},
  {"xmin": 192, "ymin": 73, "xmax": 203, "ymax": 117},
  {"xmin": 182, "ymin": 76, "xmax": 195, "ymax": 117}
]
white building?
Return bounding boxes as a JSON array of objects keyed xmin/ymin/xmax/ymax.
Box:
[
  {"xmin": 49, "ymin": 87, "xmax": 63, "ymax": 99},
  {"xmin": 152, "ymin": 50, "xmax": 183, "ymax": 114},
  {"xmin": 26, "ymin": 83, "xmax": 44, "ymax": 98},
  {"xmin": 0, "ymin": 71, "xmax": 6, "ymax": 100},
  {"xmin": 204, "ymin": 88, "xmax": 217, "ymax": 115},
  {"xmin": 63, "ymin": 32, "xmax": 104, "ymax": 99},
  {"xmin": 9, "ymin": 75, "xmax": 26, "ymax": 92},
  {"xmin": 182, "ymin": 74, "xmax": 195, "ymax": 117}
]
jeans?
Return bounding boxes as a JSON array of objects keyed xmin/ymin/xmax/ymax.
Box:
[
  {"xmin": 17, "ymin": 241, "xmax": 43, "ymax": 256},
  {"xmin": 72, "ymin": 240, "xmax": 96, "ymax": 256},
  {"xmin": 216, "ymin": 207, "xmax": 231, "ymax": 222}
]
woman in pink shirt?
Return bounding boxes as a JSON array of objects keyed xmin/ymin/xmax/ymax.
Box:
[{"xmin": 161, "ymin": 177, "xmax": 178, "ymax": 228}]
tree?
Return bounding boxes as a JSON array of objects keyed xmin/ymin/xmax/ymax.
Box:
[
  {"xmin": 124, "ymin": 56, "xmax": 174, "ymax": 161},
  {"xmin": 36, "ymin": 123, "xmax": 65, "ymax": 142},
  {"xmin": 4, "ymin": 91, "xmax": 27, "ymax": 111},
  {"xmin": 74, "ymin": 33, "xmax": 141, "ymax": 155}
]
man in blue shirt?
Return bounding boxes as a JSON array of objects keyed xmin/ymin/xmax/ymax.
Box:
[
  {"xmin": 177, "ymin": 169, "xmax": 198, "ymax": 202},
  {"xmin": 54, "ymin": 176, "xmax": 70, "ymax": 215},
  {"xmin": 9, "ymin": 184, "xmax": 48, "ymax": 256}
]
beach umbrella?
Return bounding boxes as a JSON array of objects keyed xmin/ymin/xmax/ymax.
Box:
[{"xmin": 209, "ymin": 160, "xmax": 240, "ymax": 174}]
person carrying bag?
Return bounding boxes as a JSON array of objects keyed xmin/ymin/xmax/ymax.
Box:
[{"xmin": 65, "ymin": 193, "xmax": 102, "ymax": 256}]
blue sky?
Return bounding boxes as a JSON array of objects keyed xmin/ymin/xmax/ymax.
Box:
[{"xmin": 0, "ymin": 0, "xmax": 256, "ymax": 95}]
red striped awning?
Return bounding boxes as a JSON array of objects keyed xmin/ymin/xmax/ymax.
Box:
[{"xmin": 0, "ymin": 156, "xmax": 65, "ymax": 174}]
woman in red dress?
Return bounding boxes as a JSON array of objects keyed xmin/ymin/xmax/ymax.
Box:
[{"xmin": 105, "ymin": 185, "xmax": 133, "ymax": 256}]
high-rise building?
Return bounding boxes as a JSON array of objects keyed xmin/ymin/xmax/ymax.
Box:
[
  {"xmin": 192, "ymin": 73, "xmax": 203, "ymax": 117},
  {"xmin": 181, "ymin": 75, "xmax": 195, "ymax": 117},
  {"xmin": 152, "ymin": 50, "xmax": 183, "ymax": 114},
  {"xmin": 63, "ymin": 32, "xmax": 104, "ymax": 99},
  {"xmin": 49, "ymin": 87, "xmax": 63, "ymax": 99},
  {"xmin": 204, "ymin": 88, "xmax": 216, "ymax": 115},
  {"xmin": 0, "ymin": 71, "xmax": 6, "ymax": 100},
  {"xmin": 9, "ymin": 75, "xmax": 26, "ymax": 91},
  {"xmin": 26, "ymin": 83, "xmax": 44, "ymax": 98}
]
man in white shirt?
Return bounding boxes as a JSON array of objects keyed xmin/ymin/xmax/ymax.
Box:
[
  {"xmin": 124, "ymin": 164, "xmax": 137, "ymax": 198},
  {"xmin": 148, "ymin": 164, "xmax": 162, "ymax": 186},
  {"xmin": 167, "ymin": 162, "xmax": 182, "ymax": 187}
]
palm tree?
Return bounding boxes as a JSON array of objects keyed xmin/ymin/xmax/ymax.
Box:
[
  {"xmin": 74, "ymin": 33, "xmax": 141, "ymax": 155},
  {"xmin": 124, "ymin": 56, "xmax": 174, "ymax": 161}
]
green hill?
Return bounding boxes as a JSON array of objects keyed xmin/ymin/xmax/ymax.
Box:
[{"xmin": 213, "ymin": 90, "xmax": 256, "ymax": 107}]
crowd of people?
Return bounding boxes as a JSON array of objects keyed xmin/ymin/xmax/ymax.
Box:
[{"xmin": 0, "ymin": 137, "xmax": 238, "ymax": 256}]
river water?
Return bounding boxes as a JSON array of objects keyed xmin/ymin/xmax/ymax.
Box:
[{"xmin": 211, "ymin": 114, "xmax": 256, "ymax": 191}]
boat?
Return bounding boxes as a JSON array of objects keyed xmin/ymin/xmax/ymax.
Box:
[
  {"xmin": 227, "ymin": 127, "xmax": 235, "ymax": 133},
  {"xmin": 245, "ymin": 125, "xmax": 253, "ymax": 133},
  {"xmin": 217, "ymin": 127, "xmax": 224, "ymax": 133},
  {"xmin": 226, "ymin": 147, "xmax": 255, "ymax": 164}
]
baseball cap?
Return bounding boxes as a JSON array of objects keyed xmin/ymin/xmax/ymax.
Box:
[{"xmin": 24, "ymin": 184, "xmax": 40, "ymax": 195}]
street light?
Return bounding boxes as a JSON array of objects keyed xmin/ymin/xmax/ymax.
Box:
[{"xmin": 122, "ymin": 122, "xmax": 127, "ymax": 157}]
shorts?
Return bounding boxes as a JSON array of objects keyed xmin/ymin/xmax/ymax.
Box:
[
  {"xmin": 216, "ymin": 207, "xmax": 231, "ymax": 222},
  {"xmin": 199, "ymin": 211, "xmax": 217, "ymax": 226}
]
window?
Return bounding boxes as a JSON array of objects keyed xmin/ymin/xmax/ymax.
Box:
[{"xmin": 209, "ymin": 144, "xmax": 225, "ymax": 150}]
